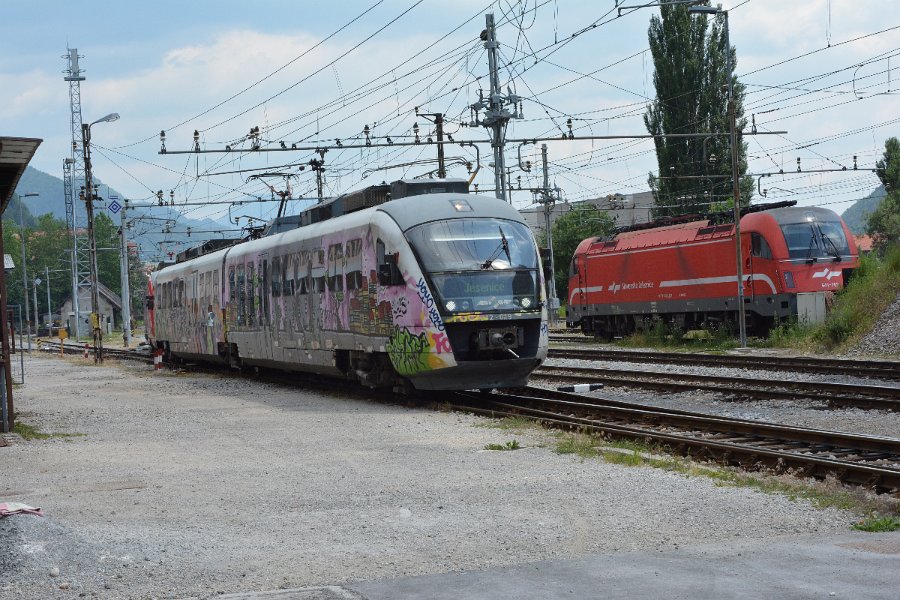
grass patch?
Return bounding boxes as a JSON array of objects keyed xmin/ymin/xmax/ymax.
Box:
[
  {"xmin": 616, "ymin": 320, "xmax": 736, "ymax": 352},
  {"xmin": 852, "ymin": 515, "xmax": 900, "ymax": 532},
  {"xmin": 476, "ymin": 416, "xmax": 538, "ymax": 431},
  {"xmin": 554, "ymin": 432, "xmax": 600, "ymax": 458},
  {"xmin": 552, "ymin": 431, "xmax": 898, "ymax": 516},
  {"xmin": 484, "ymin": 440, "xmax": 521, "ymax": 451},
  {"xmin": 13, "ymin": 421, "xmax": 85, "ymax": 441}
]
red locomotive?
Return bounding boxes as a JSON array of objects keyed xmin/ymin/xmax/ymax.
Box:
[{"xmin": 567, "ymin": 203, "xmax": 859, "ymax": 338}]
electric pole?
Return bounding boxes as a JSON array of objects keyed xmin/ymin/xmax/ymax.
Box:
[
  {"xmin": 82, "ymin": 124, "xmax": 103, "ymax": 363},
  {"xmin": 470, "ymin": 13, "xmax": 522, "ymax": 202},
  {"xmin": 119, "ymin": 200, "xmax": 132, "ymax": 347},
  {"xmin": 539, "ymin": 144, "xmax": 559, "ymax": 325},
  {"xmin": 416, "ymin": 110, "xmax": 446, "ymax": 178}
]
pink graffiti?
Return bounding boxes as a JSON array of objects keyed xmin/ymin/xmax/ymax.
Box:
[{"xmin": 431, "ymin": 331, "xmax": 452, "ymax": 354}]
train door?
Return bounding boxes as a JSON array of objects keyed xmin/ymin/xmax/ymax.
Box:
[{"xmin": 749, "ymin": 232, "xmax": 776, "ymax": 300}]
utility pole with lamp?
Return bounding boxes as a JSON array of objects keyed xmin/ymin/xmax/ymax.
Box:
[
  {"xmin": 689, "ymin": 2, "xmax": 747, "ymax": 347},
  {"xmin": 81, "ymin": 112, "xmax": 120, "ymax": 363}
]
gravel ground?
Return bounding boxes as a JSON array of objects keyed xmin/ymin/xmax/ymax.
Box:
[
  {"xmin": 847, "ymin": 292, "xmax": 900, "ymax": 357},
  {"xmin": 0, "ymin": 354, "xmax": 861, "ymax": 599}
]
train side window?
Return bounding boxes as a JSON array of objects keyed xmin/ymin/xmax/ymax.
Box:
[
  {"xmin": 262, "ymin": 259, "xmax": 269, "ymax": 326},
  {"xmin": 345, "ymin": 238, "xmax": 363, "ymax": 291},
  {"xmin": 247, "ymin": 263, "xmax": 256, "ymax": 327},
  {"xmin": 376, "ymin": 239, "xmax": 403, "ymax": 286},
  {"xmin": 271, "ymin": 257, "xmax": 282, "ymax": 297},
  {"xmin": 236, "ymin": 265, "xmax": 245, "ymax": 326},
  {"xmin": 284, "ymin": 254, "xmax": 297, "ymax": 296},
  {"xmin": 751, "ymin": 233, "xmax": 772, "ymax": 259},
  {"xmin": 213, "ymin": 270, "xmax": 219, "ymax": 306}
]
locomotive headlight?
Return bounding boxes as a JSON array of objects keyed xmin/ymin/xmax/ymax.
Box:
[
  {"xmin": 520, "ymin": 297, "xmax": 532, "ymax": 308},
  {"xmin": 445, "ymin": 300, "xmax": 457, "ymax": 311}
]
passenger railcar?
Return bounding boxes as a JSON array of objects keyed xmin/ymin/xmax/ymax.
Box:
[
  {"xmin": 567, "ymin": 205, "xmax": 859, "ymax": 338},
  {"xmin": 147, "ymin": 181, "xmax": 548, "ymax": 390}
]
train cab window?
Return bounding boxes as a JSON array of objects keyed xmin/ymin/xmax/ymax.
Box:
[
  {"xmin": 751, "ymin": 233, "xmax": 773, "ymax": 259},
  {"xmin": 271, "ymin": 257, "xmax": 282, "ymax": 297},
  {"xmin": 570, "ymin": 256, "xmax": 579, "ymax": 276}
]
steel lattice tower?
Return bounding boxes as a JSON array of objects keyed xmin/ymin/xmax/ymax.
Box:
[{"xmin": 64, "ymin": 48, "xmax": 89, "ymax": 340}]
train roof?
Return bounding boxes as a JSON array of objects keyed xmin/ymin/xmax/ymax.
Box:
[{"xmin": 378, "ymin": 192, "xmax": 526, "ymax": 232}]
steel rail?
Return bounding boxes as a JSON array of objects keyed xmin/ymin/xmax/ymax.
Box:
[
  {"xmin": 547, "ymin": 347, "xmax": 900, "ymax": 381},
  {"xmin": 448, "ymin": 387, "xmax": 900, "ymax": 493},
  {"xmin": 533, "ymin": 365, "xmax": 900, "ymax": 411}
]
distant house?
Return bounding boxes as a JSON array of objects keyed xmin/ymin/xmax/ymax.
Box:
[
  {"xmin": 855, "ymin": 234, "xmax": 874, "ymax": 254},
  {"xmin": 3, "ymin": 254, "xmax": 13, "ymax": 273},
  {"xmin": 57, "ymin": 282, "xmax": 123, "ymax": 332},
  {"xmin": 519, "ymin": 191, "xmax": 656, "ymax": 241}
]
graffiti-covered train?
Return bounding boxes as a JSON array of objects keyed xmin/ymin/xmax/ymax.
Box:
[
  {"xmin": 567, "ymin": 203, "xmax": 859, "ymax": 338},
  {"xmin": 147, "ymin": 179, "xmax": 548, "ymax": 391}
]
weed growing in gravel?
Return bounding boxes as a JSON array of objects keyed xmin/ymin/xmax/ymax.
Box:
[
  {"xmin": 476, "ymin": 416, "xmax": 538, "ymax": 431},
  {"xmin": 13, "ymin": 421, "xmax": 85, "ymax": 441},
  {"xmin": 553, "ymin": 433, "xmax": 898, "ymax": 517},
  {"xmin": 852, "ymin": 514, "xmax": 900, "ymax": 532},
  {"xmin": 484, "ymin": 440, "xmax": 521, "ymax": 451},
  {"xmin": 554, "ymin": 432, "xmax": 599, "ymax": 458}
]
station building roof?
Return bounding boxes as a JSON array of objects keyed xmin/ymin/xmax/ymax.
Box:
[{"xmin": 0, "ymin": 137, "xmax": 42, "ymax": 215}]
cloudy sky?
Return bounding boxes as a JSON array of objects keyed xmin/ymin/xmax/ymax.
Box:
[{"xmin": 3, "ymin": 0, "xmax": 898, "ymax": 235}]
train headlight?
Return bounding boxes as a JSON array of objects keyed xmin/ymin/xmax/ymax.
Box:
[
  {"xmin": 520, "ymin": 297, "xmax": 532, "ymax": 308},
  {"xmin": 445, "ymin": 300, "xmax": 457, "ymax": 311}
]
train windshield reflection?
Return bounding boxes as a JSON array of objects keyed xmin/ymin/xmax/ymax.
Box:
[{"xmin": 407, "ymin": 219, "xmax": 540, "ymax": 313}]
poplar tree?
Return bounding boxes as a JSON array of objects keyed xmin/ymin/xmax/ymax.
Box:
[{"xmin": 644, "ymin": 2, "xmax": 751, "ymax": 217}]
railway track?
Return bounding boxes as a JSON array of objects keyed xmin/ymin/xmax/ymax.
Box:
[
  {"xmin": 38, "ymin": 340, "xmax": 154, "ymax": 364},
  {"xmin": 547, "ymin": 346, "xmax": 900, "ymax": 381},
  {"xmin": 533, "ymin": 365, "xmax": 900, "ymax": 411},
  {"xmin": 448, "ymin": 386, "xmax": 900, "ymax": 493}
]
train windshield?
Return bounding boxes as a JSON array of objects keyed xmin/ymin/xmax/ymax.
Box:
[
  {"xmin": 780, "ymin": 220, "xmax": 850, "ymax": 260},
  {"xmin": 406, "ymin": 219, "xmax": 540, "ymax": 313}
]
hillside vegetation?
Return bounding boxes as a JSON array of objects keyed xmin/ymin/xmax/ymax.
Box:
[{"xmin": 766, "ymin": 245, "xmax": 900, "ymax": 354}]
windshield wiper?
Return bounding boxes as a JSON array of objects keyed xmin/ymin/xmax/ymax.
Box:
[
  {"xmin": 820, "ymin": 233, "xmax": 842, "ymax": 261},
  {"xmin": 481, "ymin": 226, "xmax": 512, "ymax": 270},
  {"xmin": 804, "ymin": 229, "xmax": 819, "ymax": 263}
]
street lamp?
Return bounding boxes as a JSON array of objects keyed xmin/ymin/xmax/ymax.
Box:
[
  {"xmin": 18, "ymin": 192, "xmax": 39, "ymax": 350},
  {"xmin": 689, "ymin": 3, "xmax": 747, "ymax": 348},
  {"xmin": 82, "ymin": 112, "xmax": 120, "ymax": 362}
]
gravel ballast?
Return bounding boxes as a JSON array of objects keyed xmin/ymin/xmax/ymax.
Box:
[{"xmin": 0, "ymin": 355, "xmax": 864, "ymax": 599}]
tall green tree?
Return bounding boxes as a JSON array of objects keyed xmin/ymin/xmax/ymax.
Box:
[
  {"xmin": 644, "ymin": 2, "xmax": 751, "ymax": 217},
  {"xmin": 867, "ymin": 137, "xmax": 900, "ymax": 254},
  {"xmin": 549, "ymin": 204, "xmax": 614, "ymax": 301}
]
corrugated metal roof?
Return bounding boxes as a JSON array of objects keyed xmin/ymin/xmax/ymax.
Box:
[{"xmin": 0, "ymin": 137, "xmax": 43, "ymax": 215}]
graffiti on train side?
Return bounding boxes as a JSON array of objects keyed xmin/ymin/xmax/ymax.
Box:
[
  {"xmin": 415, "ymin": 277, "xmax": 445, "ymax": 331},
  {"xmin": 155, "ymin": 223, "xmax": 457, "ymax": 373},
  {"xmin": 386, "ymin": 327, "xmax": 431, "ymax": 376}
]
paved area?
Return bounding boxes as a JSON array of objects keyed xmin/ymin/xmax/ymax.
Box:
[{"xmin": 217, "ymin": 532, "xmax": 900, "ymax": 600}]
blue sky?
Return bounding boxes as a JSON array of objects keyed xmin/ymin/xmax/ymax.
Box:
[{"xmin": 3, "ymin": 0, "xmax": 898, "ymax": 236}]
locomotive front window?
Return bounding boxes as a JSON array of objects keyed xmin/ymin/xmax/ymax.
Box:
[
  {"xmin": 781, "ymin": 221, "xmax": 850, "ymax": 260},
  {"xmin": 406, "ymin": 219, "xmax": 540, "ymax": 313}
]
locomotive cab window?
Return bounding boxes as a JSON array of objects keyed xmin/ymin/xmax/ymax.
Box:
[{"xmin": 751, "ymin": 233, "xmax": 773, "ymax": 259}]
